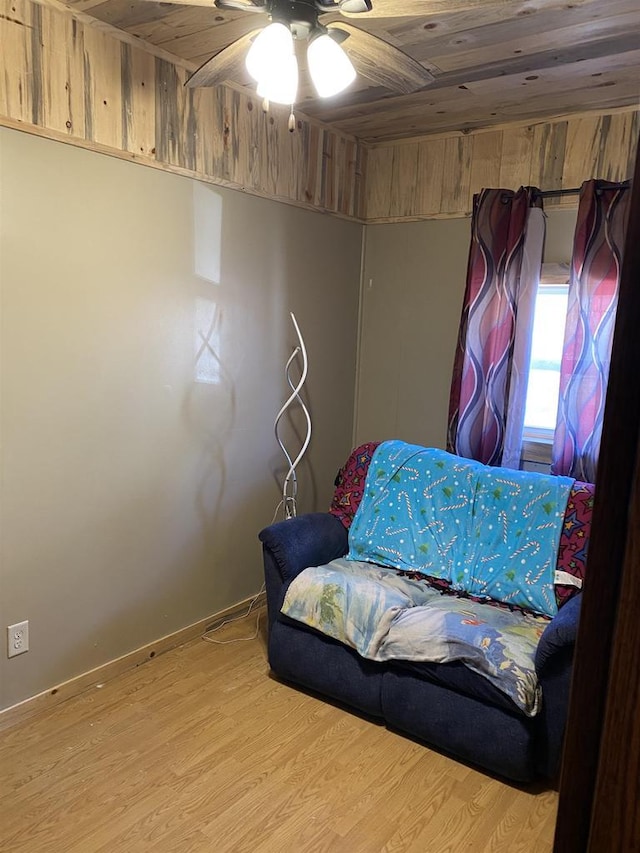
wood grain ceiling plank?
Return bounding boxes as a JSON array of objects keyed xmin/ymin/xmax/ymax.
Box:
[
  {"xmin": 324, "ymin": 49, "xmax": 640, "ymax": 140},
  {"xmin": 400, "ymin": 0, "xmax": 639, "ymax": 61},
  {"xmin": 337, "ymin": 80, "xmax": 639, "ymax": 141},
  {"xmin": 448, "ymin": 91, "xmax": 640, "ymax": 141},
  {"xmin": 126, "ymin": 0, "xmax": 215, "ymax": 6},
  {"xmin": 62, "ymin": 0, "xmax": 115, "ymax": 11},
  {"xmin": 76, "ymin": 0, "xmax": 636, "ymax": 63},
  {"xmin": 56, "ymin": 0, "xmax": 639, "ymax": 142},
  {"xmin": 461, "ymin": 48, "xmax": 640, "ymax": 98},
  {"xmin": 357, "ymin": 84, "xmax": 640, "ymax": 141},
  {"xmin": 495, "ymin": 93, "xmax": 639, "ymax": 131},
  {"xmin": 387, "ymin": 0, "xmax": 635, "ymax": 44},
  {"xmin": 72, "ymin": 0, "xmax": 182, "ymax": 29},
  {"xmin": 147, "ymin": 16, "xmax": 263, "ymax": 60},
  {"xmin": 304, "ymin": 31, "xmax": 640, "ymax": 125},
  {"xmin": 426, "ymin": 11, "xmax": 640, "ymax": 73},
  {"xmin": 340, "ymin": 0, "xmax": 514, "ymax": 19},
  {"xmin": 433, "ymin": 31, "xmax": 640, "ymax": 90},
  {"xmin": 113, "ymin": 7, "xmax": 220, "ymax": 44},
  {"xmin": 308, "ymin": 81, "xmax": 457, "ymax": 127}
]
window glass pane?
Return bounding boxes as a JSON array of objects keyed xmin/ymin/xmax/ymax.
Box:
[{"xmin": 524, "ymin": 286, "xmax": 569, "ymax": 431}]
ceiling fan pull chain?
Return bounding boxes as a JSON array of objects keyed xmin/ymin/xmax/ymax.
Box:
[{"xmin": 288, "ymin": 109, "xmax": 296, "ymax": 133}]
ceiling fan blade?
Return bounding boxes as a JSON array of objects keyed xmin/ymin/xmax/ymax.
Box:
[
  {"xmin": 327, "ymin": 23, "xmax": 434, "ymax": 94},
  {"xmin": 136, "ymin": 0, "xmax": 216, "ymax": 7},
  {"xmin": 136, "ymin": 0, "xmax": 265, "ymax": 8},
  {"xmin": 186, "ymin": 28, "xmax": 263, "ymax": 87}
]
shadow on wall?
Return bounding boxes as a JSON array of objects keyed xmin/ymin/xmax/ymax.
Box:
[
  {"xmin": 183, "ymin": 301, "xmax": 236, "ymax": 559},
  {"xmin": 186, "ymin": 184, "xmax": 234, "ymax": 559},
  {"xmin": 186, "ymin": 182, "xmax": 317, "ymax": 579}
]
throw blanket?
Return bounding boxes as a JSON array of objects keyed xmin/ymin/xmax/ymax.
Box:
[
  {"xmin": 346, "ymin": 442, "xmax": 573, "ymax": 617},
  {"xmin": 282, "ymin": 559, "xmax": 549, "ymax": 715}
]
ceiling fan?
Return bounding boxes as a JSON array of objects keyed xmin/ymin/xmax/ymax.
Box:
[{"xmin": 163, "ymin": 0, "xmax": 435, "ymax": 105}]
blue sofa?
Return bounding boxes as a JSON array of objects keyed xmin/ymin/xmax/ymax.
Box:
[{"xmin": 259, "ymin": 446, "xmax": 586, "ymax": 783}]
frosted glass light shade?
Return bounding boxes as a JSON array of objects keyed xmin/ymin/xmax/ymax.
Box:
[
  {"xmin": 307, "ymin": 34, "xmax": 356, "ymax": 97},
  {"xmin": 257, "ymin": 52, "xmax": 299, "ymax": 105},
  {"xmin": 245, "ymin": 23, "xmax": 293, "ymax": 83}
]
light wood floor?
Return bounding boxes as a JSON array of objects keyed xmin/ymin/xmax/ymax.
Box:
[{"xmin": 0, "ymin": 612, "xmax": 558, "ymax": 852}]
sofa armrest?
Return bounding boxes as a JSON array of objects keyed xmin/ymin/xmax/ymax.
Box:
[
  {"xmin": 535, "ymin": 593, "xmax": 582, "ymax": 675},
  {"xmin": 534, "ymin": 594, "xmax": 582, "ymax": 778},
  {"xmin": 259, "ymin": 512, "xmax": 349, "ymax": 584}
]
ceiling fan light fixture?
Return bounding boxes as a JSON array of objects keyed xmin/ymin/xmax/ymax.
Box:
[
  {"xmin": 245, "ymin": 22, "xmax": 293, "ymax": 83},
  {"xmin": 256, "ymin": 51, "xmax": 299, "ymax": 105},
  {"xmin": 307, "ymin": 33, "xmax": 356, "ymax": 98},
  {"xmin": 338, "ymin": 0, "xmax": 372, "ymax": 12}
]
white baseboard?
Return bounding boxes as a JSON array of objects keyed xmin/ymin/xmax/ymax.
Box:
[{"xmin": 0, "ymin": 592, "xmax": 266, "ymax": 732}]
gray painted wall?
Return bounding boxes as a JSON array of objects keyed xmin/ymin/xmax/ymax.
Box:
[
  {"xmin": 0, "ymin": 125, "xmax": 580, "ymax": 711},
  {"xmin": 0, "ymin": 128, "xmax": 362, "ymax": 710},
  {"xmin": 354, "ymin": 210, "xmax": 578, "ymax": 448}
]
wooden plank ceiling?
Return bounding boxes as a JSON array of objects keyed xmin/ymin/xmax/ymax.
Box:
[{"xmin": 62, "ymin": 0, "xmax": 640, "ymax": 143}]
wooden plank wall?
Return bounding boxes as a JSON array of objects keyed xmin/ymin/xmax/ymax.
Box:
[
  {"xmin": 0, "ymin": 0, "xmax": 637, "ymax": 224},
  {"xmin": 0, "ymin": 0, "xmax": 365, "ymax": 219},
  {"xmin": 364, "ymin": 110, "xmax": 640, "ymax": 222}
]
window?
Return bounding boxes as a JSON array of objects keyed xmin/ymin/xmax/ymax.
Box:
[{"xmin": 522, "ymin": 265, "xmax": 570, "ymax": 459}]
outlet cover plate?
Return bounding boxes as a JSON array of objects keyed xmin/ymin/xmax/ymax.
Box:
[{"xmin": 7, "ymin": 621, "xmax": 29, "ymax": 658}]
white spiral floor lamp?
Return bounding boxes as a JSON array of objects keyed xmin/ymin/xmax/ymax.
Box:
[{"xmin": 274, "ymin": 312, "xmax": 311, "ymax": 519}]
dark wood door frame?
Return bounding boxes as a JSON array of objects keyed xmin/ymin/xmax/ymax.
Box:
[{"xmin": 554, "ymin": 141, "xmax": 640, "ymax": 851}]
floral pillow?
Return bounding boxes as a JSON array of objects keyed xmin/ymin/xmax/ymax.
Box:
[
  {"xmin": 555, "ymin": 481, "xmax": 594, "ymax": 606},
  {"xmin": 329, "ymin": 442, "xmax": 380, "ymax": 528}
]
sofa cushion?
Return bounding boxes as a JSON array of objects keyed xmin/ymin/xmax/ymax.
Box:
[
  {"xmin": 269, "ymin": 618, "xmax": 385, "ymax": 718},
  {"xmin": 381, "ymin": 670, "xmax": 537, "ymax": 781},
  {"xmin": 388, "ymin": 657, "xmax": 526, "ymax": 715},
  {"xmin": 281, "ymin": 558, "xmax": 549, "ymax": 715}
]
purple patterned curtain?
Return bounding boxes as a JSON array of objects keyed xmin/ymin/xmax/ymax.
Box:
[
  {"xmin": 551, "ymin": 180, "xmax": 631, "ymax": 482},
  {"xmin": 447, "ymin": 187, "xmax": 541, "ymax": 465}
]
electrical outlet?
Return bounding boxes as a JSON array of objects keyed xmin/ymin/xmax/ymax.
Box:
[{"xmin": 7, "ymin": 621, "xmax": 29, "ymax": 658}]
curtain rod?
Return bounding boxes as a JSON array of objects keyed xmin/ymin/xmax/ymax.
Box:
[
  {"xmin": 535, "ymin": 184, "xmax": 630, "ymax": 199},
  {"xmin": 535, "ymin": 187, "xmax": 582, "ymax": 199}
]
